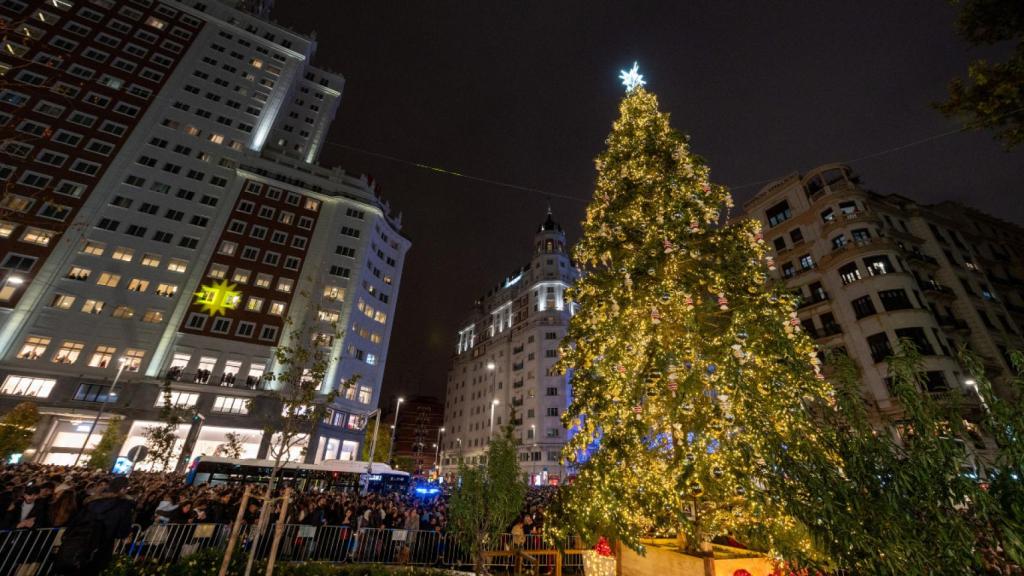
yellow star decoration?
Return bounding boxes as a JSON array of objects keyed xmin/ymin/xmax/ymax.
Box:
[{"xmin": 193, "ymin": 279, "xmax": 242, "ymax": 316}]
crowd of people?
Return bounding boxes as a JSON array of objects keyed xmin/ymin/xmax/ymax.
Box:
[{"xmin": 0, "ymin": 463, "xmax": 558, "ymax": 574}]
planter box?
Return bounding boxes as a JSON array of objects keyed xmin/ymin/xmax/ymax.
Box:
[{"xmin": 619, "ymin": 539, "xmax": 774, "ymax": 576}]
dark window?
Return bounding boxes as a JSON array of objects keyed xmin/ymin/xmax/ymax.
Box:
[
  {"xmin": 799, "ymin": 254, "xmax": 814, "ymax": 270},
  {"xmin": 895, "ymin": 327, "xmax": 934, "ymax": 355},
  {"xmin": 838, "ymin": 201, "xmax": 857, "ymax": 215},
  {"xmin": 851, "ymin": 295, "xmax": 877, "ymax": 319},
  {"xmin": 74, "ymin": 383, "xmax": 114, "ymax": 403},
  {"xmin": 766, "ymin": 201, "xmax": 791, "ymax": 227},
  {"xmin": 773, "ymin": 237, "xmax": 786, "ymax": 251},
  {"xmin": 851, "ymin": 228, "xmax": 871, "ymax": 242},
  {"xmin": 922, "ymin": 371, "xmax": 948, "ymax": 392},
  {"xmin": 789, "ymin": 228, "xmax": 803, "ymax": 244},
  {"xmin": 878, "ymin": 289, "xmax": 913, "ymax": 311},
  {"xmin": 782, "ymin": 262, "xmax": 795, "ymax": 279},
  {"xmin": 867, "ymin": 332, "xmax": 892, "ymax": 363},
  {"xmin": 831, "ymin": 234, "xmax": 846, "ymax": 250}
]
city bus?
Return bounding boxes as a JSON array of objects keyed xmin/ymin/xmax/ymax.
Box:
[{"xmin": 184, "ymin": 456, "xmax": 411, "ymax": 493}]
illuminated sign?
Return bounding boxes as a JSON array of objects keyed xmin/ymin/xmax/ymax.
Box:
[{"xmin": 193, "ymin": 280, "xmax": 242, "ymax": 316}]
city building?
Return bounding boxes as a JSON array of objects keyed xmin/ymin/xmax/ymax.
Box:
[
  {"xmin": 441, "ymin": 210, "xmax": 578, "ymax": 485},
  {"xmin": 743, "ymin": 163, "xmax": 1023, "ymax": 465},
  {"xmin": 0, "ymin": 0, "xmax": 409, "ymax": 467},
  {"xmin": 380, "ymin": 394, "xmax": 443, "ymax": 475}
]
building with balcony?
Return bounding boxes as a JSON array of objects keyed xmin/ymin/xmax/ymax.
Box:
[
  {"xmin": 441, "ymin": 210, "xmax": 578, "ymax": 485},
  {"xmin": 0, "ymin": 0, "xmax": 409, "ymax": 467},
  {"xmin": 744, "ymin": 163, "xmax": 1023, "ymax": 464}
]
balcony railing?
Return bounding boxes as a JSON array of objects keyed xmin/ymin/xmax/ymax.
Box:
[{"xmin": 920, "ymin": 281, "xmax": 955, "ymax": 297}]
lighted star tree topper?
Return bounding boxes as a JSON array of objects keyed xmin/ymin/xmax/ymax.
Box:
[
  {"xmin": 619, "ymin": 62, "xmax": 646, "ymax": 92},
  {"xmin": 193, "ymin": 279, "xmax": 242, "ymax": 316},
  {"xmin": 552, "ymin": 66, "xmax": 836, "ymax": 562}
]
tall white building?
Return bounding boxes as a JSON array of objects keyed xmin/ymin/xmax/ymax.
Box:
[
  {"xmin": 441, "ymin": 211, "xmax": 578, "ymax": 485},
  {"xmin": 0, "ymin": 0, "xmax": 409, "ymax": 466}
]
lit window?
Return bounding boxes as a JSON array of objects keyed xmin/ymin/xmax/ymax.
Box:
[
  {"xmin": 1, "ymin": 375, "xmax": 56, "ymax": 397},
  {"xmin": 141, "ymin": 253, "xmax": 160, "ymax": 267},
  {"xmin": 96, "ymin": 272, "xmax": 121, "ymax": 287},
  {"xmin": 155, "ymin": 283, "xmax": 177, "ymax": 297},
  {"xmin": 269, "ymin": 301, "xmax": 286, "ymax": 315},
  {"xmin": 208, "ymin": 263, "xmax": 228, "ymax": 279},
  {"xmin": 52, "ymin": 340, "xmax": 84, "ymax": 364},
  {"xmin": 167, "ymin": 259, "xmax": 187, "ymax": 273},
  {"xmin": 358, "ymin": 386, "xmax": 372, "ymax": 404},
  {"xmin": 81, "ymin": 241, "xmax": 105, "ymax": 256},
  {"xmin": 17, "ymin": 336, "xmax": 50, "ymax": 360},
  {"xmin": 323, "ymin": 285, "xmax": 344, "ymax": 302},
  {"xmin": 232, "ymin": 269, "xmax": 250, "ymax": 284},
  {"xmin": 111, "ymin": 247, "xmax": 134, "ymax": 262},
  {"xmin": 254, "ymin": 274, "xmax": 272, "ymax": 288},
  {"xmin": 66, "ymin": 266, "xmax": 91, "ymax": 281},
  {"xmin": 111, "ymin": 305, "xmax": 134, "ymax": 318},
  {"xmin": 277, "ymin": 278, "xmax": 293, "ymax": 293},
  {"xmin": 144, "ymin": 16, "xmax": 166, "ymax": 29},
  {"xmin": 20, "ymin": 227, "xmax": 54, "ymax": 246},
  {"xmin": 123, "ymin": 349, "xmax": 145, "ymax": 372},
  {"xmin": 318, "ymin": 309, "xmax": 340, "ymax": 323},
  {"xmin": 213, "ymin": 395, "xmax": 249, "ymax": 414},
  {"xmin": 0, "ymin": 221, "xmax": 16, "ymax": 238},
  {"xmin": 142, "ymin": 310, "xmax": 164, "ymax": 323},
  {"xmin": 366, "ymin": 353, "xmax": 377, "ymax": 366},
  {"xmin": 50, "ymin": 293, "xmax": 75, "ymax": 309},
  {"xmin": 218, "ymin": 241, "xmax": 237, "ymax": 256},
  {"xmin": 81, "ymin": 299, "xmax": 104, "ymax": 314},
  {"xmin": 157, "ymin": 390, "xmax": 198, "ymax": 408},
  {"xmin": 87, "ymin": 345, "xmax": 116, "ymax": 367},
  {"xmin": 246, "ymin": 297, "xmax": 264, "ymax": 312},
  {"xmin": 127, "ymin": 278, "xmax": 148, "ymax": 292}
]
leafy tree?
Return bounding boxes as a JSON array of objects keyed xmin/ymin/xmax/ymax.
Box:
[
  {"xmin": 393, "ymin": 455, "xmax": 415, "ymax": 473},
  {"xmin": 938, "ymin": 0, "xmax": 1024, "ymax": 148},
  {"xmin": 144, "ymin": 379, "xmax": 186, "ymax": 471},
  {"xmin": 87, "ymin": 417, "xmax": 124, "ymax": 470},
  {"xmin": 243, "ymin": 320, "xmax": 347, "ymax": 576},
  {"xmin": 360, "ymin": 418, "xmax": 393, "ymax": 463},
  {"xmin": 448, "ymin": 424, "xmax": 526, "ymax": 575},
  {"xmin": 552, "ymin": 76, "xmax": 833, "ymax": 561},
  {"xmin": 0, "ymin": 402, "xmax": 39, "ymax": 461},
  {"xmin": 222, "ymin": 431, "xmax": 247, "ymax": 459},
  {"xmin": 781, "ymin": 341, "xmax": 1024, "ymax": 574}
]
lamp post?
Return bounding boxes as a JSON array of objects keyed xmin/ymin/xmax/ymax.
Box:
[
  {"xmin": 489, "ymin": 399, "xmax": 500, "ymax": 438},
  {"xmin": 434, "ymin": 426, "xmax": 445, "ymax": 475},
  {"xmin": 361, "ymin": 408, "xmax": 382, "ymax": 494},
  {"xmin": 74, "ymin": 357, "xmax": 128, "ymax": 467},
  {"xmin": 457, "ymin": 437, "xmax": 463, "ymax": 461},
  {"xmin": 386, "ymin": 396, "xmax": 403, "ymax": 466}
]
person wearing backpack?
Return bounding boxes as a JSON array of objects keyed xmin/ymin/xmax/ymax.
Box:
[{"xmin": 54, "ymin": 475, "xmax": 135, "ymax": 576}]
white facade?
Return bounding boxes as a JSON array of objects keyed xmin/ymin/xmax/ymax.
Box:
[
  {"xmin": 0, "ymin": 0, "xmax": 407, "ymax": 467},
  {"xmin": 441, "ymin": 211, "xmax": 578, "ymax": 484}
]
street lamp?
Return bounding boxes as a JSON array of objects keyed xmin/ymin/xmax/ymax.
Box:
[
  {"xmin": 386, "ymin": 396, "xmax": 403, "ymax": 466},
  {"xmin": 435, "ymin": 426, "xmax": 445, "ymax": 474},
  {"xmin": 74, "ymin": 357, "xmax": 128, "ymax": 466},
  {"xmin": 489, "ymin": 399, "xmax": 500, "ymax": 438}
]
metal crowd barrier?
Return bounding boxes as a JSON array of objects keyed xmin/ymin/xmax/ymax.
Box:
[{"xmin": 1, "ymin": 524, "xmax": 585, "ymax": 575}]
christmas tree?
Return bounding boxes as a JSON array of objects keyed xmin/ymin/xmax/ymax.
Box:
[{"xmin": 556, "ymin": 65, "xmax": 834, "ymax": 560}]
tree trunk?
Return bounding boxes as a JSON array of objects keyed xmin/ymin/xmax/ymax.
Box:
[
  {"xmin": 265, "ymin": 488, "xmax": 291, "ymax": 576},
  {"xmin": 244, "ymin": 484, "xmax": 273, "ymax": 576},
  {"xmin": 218, "ymin": 486, "xmax": 251, "ymax": 576}
]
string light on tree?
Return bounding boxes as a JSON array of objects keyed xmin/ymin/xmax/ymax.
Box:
[{"xmin": 550, "ymin": 65, "xmax": 835, "ymax": 565}]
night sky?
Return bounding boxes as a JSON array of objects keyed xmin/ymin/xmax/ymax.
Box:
[{"xmin": 272, "ymin": 0, "xmax": 1024, "ymax": 400}]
